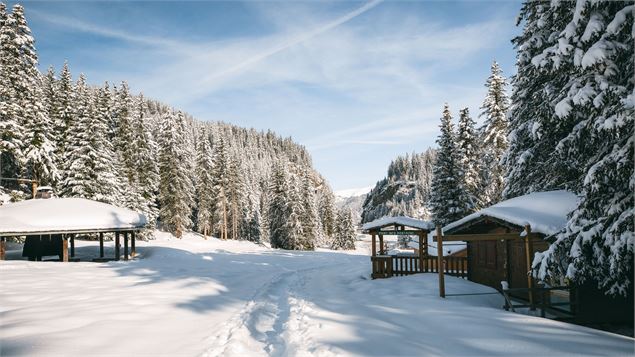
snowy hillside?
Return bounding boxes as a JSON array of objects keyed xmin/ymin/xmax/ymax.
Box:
[
  {"xmin": 1, "ymin": 232, "xmax": 632, "ymax": 356},
  {"xmin": 334, "ymin": 186, "xmax": 372, "ymax": 226}
]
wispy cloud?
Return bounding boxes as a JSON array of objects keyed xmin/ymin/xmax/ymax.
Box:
[{"xmin": 29, "ymin": 0, "xmax": 519, "ymax": 189}]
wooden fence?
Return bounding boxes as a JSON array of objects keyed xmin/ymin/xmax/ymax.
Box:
[{"xmin": 371, "ymin": 254, "xmax": 467, "ymax": 279}]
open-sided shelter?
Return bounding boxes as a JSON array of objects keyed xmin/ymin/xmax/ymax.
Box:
[
  {"xmin": 362, "ymin": 216, "xmax": 468, "ymax": 279},
  {"xmin": 0, "ymin": 198, "xmax": 147, "ymax": 262}
]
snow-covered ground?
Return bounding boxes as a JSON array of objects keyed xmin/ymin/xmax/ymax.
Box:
[{"xmin": 1, "ymin": 232, "xmax": 633, "ymax": 357}]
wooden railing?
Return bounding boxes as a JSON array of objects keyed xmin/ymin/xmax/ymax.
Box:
[
  {"xmin": 371, "ymin": 255, "xmax": 467, "ymax": 279},
  {"xmin": 502, "ymin": 285, "xmax": 577, "ymax": 320}
]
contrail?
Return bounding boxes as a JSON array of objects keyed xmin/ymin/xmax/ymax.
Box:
[{"xmin": 200, "ymin": 0, "xmax": 384, "ymax": 86}]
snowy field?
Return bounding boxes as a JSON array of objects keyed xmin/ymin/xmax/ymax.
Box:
[{"xmin": 1, "ymin": 233, "xmax": 633, "ymax": 357}]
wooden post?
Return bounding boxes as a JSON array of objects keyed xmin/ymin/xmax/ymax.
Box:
[
  {"xmin": 0, "ymin": 237, "xmax": 5, "ymax": 260},
  {"xmin": 124, "ymin": 232, "xmax": 129, "ymax": 261},
  {"xmin": 31, "ymin": 181, "xmax": 37, "ymax": 199},
  {"xmin": 99, "ymin": 233, "xmax": 104, "ymax": 258},
  {"xmin": 371, "ymin": 232, "xmax": 377, "ymax": 257},
  {"xmin": 418, "ymin": 232, "xmax": 424, "ymax": 271},
  {"xmin": 61, "ymin": 236, "xmax": 69, "ymax": 262},
  {"xmin": 70, "ymin": 235, "xmax": 75, "ymax": 258},
  {"xmin": 424, "ymin": 230, "xmax": 429, "ymax": 257},
  {"xmin": 436, "ymin": 225, "xmax": 445, "ymax": 298},
  {"xmin": 378, "ymin": 234, "xmax": 384, "ymax": 255},
  {"xmin": 524, "ymin": 224, "xmax": 535, "ymax": 310},
  {"xmin": 115, "ymin": 232, "xmax": 120, "ymax": 261},
  {"xmin": 131, "ymin": 231, "xmax": 136, "ymax": 258}
]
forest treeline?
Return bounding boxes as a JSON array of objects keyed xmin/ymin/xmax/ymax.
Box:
[{"xmin": 0, "ymin": 3, "xmax": 356, "ymax": 250}]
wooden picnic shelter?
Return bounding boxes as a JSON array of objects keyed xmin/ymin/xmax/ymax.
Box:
[
  {"xmin": 0, "ymin": 198, "xmax": 147, "ymax": 262},
  {"xmin": 362, "ymin": 216, "xmax": 467, "ymax": 279}
]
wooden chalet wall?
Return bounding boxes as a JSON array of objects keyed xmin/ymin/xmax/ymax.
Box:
[{"xmin": 462, "ymin": 222, "xmax": 548, "ymax": 294}]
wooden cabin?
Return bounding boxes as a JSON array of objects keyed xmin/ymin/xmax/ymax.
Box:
[{"xmin": 442, "ymin": 190, "xmax": 633, "ymax": 324}]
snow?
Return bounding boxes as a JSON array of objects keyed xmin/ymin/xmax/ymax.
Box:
[
  {"xmin": 334, "ymin": 186, "xmax": 373, "ymax": 198},
  {"xmin": 0, "ymin": 198, "xmax": 147, "ymax": 235},
  {"xmin": 361, "ymin": 216, "xmax": 435, "ymax": 232},
  {"xmin": 444, "ymin": 190, "xmax": 579, "ymax": 236},
  {"xmin": 1, "ymin": 231, "xmax": 633, "ymax": 356}
]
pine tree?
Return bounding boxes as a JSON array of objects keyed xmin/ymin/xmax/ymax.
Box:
[
  {"xmin": 0, "ymin": 4, "xmax": 27, "ymax": 182},
  {"xmin": 131, "ymin": 94, "xmax": 159, "ymax": 225},
  {"xmin": 520, "ymin": 1, "xmax": 634, "ymax": 296},
  {"xmin": 479, "ymin": 61, "xmax": 510, "ymax": 206},
  {"xmin": 456, "ymin": 107, "xmax": 481, "ymax": 210},
  {"xmin": 211, "ymin": 135, "xmax": 230, "ymax": 239},
  {"xmin": 299, "ymin": 169, "xmax": 318, "ymax": 250},
  {"xmin": 59, "ymin": 74, "xmax": 97, "ymax": 198},
  {"xmin": 318, "ymin": 189, "xmax": 336, "ymax": 245},
  {"xmin": 429, "ymin": 104, "xmax": 473, "ymax": 226},
  {"xmin": 54, "ymin": 62, "xmax": 76, "ymax": 184},
  {"xmin": 195, "ymin": 128, "xmax": 214, "ymax": 237},
  {"xmin": 91, "ymin": 84, "xmax": 122, "ymax": 205},
  {"xmin": 332, "ymin": 208, "xmax": 356, "ymax": 250},
  {"xmin": 158, "ymin": 111, "xmax": 192, "ymax": 237}
]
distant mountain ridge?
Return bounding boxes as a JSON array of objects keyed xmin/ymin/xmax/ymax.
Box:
[{"xmin": 361, "ymin": 149, "xmax": 436, "ymax": 224}]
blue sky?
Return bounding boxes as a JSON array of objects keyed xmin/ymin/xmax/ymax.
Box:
[{"xmin": 16, "ymin": 0, "xmax": 522, "ymax": 191}]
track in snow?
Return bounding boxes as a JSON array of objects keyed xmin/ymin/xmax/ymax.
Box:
[{"xmin": 202, "ymin": 264, "xmax": 338, "ymax": 357}]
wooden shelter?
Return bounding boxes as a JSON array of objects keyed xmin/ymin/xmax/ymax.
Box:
[
  {"xmin": 435, "ymin": 190, "xmax": 633, "ymax": 324},
  {"xmin": 362, "ymin": 216, "xmax": 467, "ymax": 279},
  {"xmin": 0, "ymin": 198, "xmax": 147, "ymax": 262}
]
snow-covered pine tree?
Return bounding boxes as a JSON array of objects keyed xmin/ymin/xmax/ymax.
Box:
[
  {"xmin": 210, "ymin": 135, "xmax": 230, "ymax": 239},
  {"xmin": 503, "ymin": 2, "xmax": 578, "ymax": 199},
  {"xmin": 517, "ymin": 1, "xmax": 634, "ymax": 296},
  {"xmin": 429, "ymin": 104, "xmax": 473, "ymax": 226},
  {"xmin": 91, "ymin": 84, "xmax": 122, "ymax": 205},
  {"xmin": 131, "ymin": 94, "xmax": 159, "ymax": 226},
  {"xmin": 54, "ymin": 62, "xmax": 76, "ymax": 180},
  {"xmin": 456, "ymin": 107, "xmax": 481, "ymax": 210},
  {"xmin": 479, "ymin": 61, "xmax": 510, "ymax": 206},
  {"xmin": 332, "ymin": 207, "xmax": 356, "ymax": 250},
  {"xmin": 299, "ymin": 168, "xmax": 318, "ymax": 250},
  {"xmin": 318, "ymin": 188, "xmax": 336, "ymax": 246},
  {"xmin": 195, "ymin": 127, "xmax": 214, "ymax": 237},
  {"xmin": 158, "ymin": 111, "xmax": 192, "ymax": 238},
  {"xmin": 3, "ymin": 4, "xmax": 57, "ymax": 188},
  {"xmin": 268, "ymin": 161, "xmax": 294, "ymax": 249},
  {"xmin": 59, "ymin": 74, "xmax": 98, "ymax": 198},
  {"xmin": 227, "ymin": 156, "xmax": 244, "ymax": 240},
  {"xmin": 0, "ymin": 3, "xmax": 26, "ymax": 182}
]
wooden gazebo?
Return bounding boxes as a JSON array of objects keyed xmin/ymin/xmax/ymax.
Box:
[
  {"xmin": 362, "ymin": 216, "xmax": 459, "ymax": 279},
  {"xmin": 0, "ymin": 198, "xmax": 147, "ymax": 262}
]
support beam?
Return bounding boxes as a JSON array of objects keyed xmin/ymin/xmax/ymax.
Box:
[
  {"xmin": 436, "ymin": 225, "xmax": 445, "ymax": 298},
  {"xmin": 378, "ymin": 234, "xmax": 384, "ymax": 255},
  {"xmin": 0, "ymin": 237, "xmax": 5, "ymax": 260},
  {"xmin": 434, "ymin": 232, "xmax": 522, "ymax": 242},
  {"xmin": 124, "ymin": 232, "xmax": 129, "ymax": 261},
  {"xmin": 61, "ymin": 236, "xmax": 69, "ymax": 262},
  {"xmin": 99, "ymin": 233, "xmax": 104, "ymax": 258},
  {"xmin": 524, "ymin": 225, "xmax": 535, "ymax": 310},
  {"xmin": 70, "ymin": 235, "xmax": 75, "ymax": 258},
  {"xmin": 115, "ymin": 232, "xmax": 120, "ymax": 261},
  {"xmin": 371, "ymin": 233, "xmax": 376, "ymax": 257},
  {"xmin": 424, "ymin": 230, "xmax": 429, "ymax": 256},
  {"xmin": 131, "ymin": 231, "xmax": 136, "ymax": 258},
  {"xmin": 418, "ymin": 233, "xmax": 424, "ymax": 271}
]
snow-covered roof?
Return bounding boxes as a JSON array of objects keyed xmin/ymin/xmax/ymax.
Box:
[
  {"xmin": 362, "ymin": 216, "xmax": 434, "ymax": 232},
  {"xmin": 444, "ymin": 190, "xmax": 579, "ymax": 236},
  {"xmin": 0, "ymin": 198, "xmax": 147, "ymax": 236}
]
